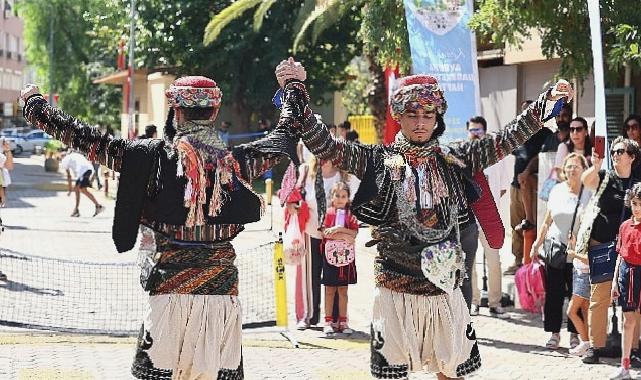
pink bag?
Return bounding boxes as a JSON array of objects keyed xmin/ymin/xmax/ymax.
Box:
[{"xmin": 515, "ymin": 260, "xmax": 546, "ymax": 314}]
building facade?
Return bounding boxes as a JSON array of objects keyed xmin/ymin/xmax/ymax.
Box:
[{"xmin": 0, "ymin": 0, "xmax": 25, "ymax": 128}]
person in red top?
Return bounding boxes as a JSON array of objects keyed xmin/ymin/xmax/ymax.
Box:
[
  {"xmin": 321, "ymin": 181, "xmax": 359, "ymax": 335},
  {"xmin": 611, "ymin": 182, "xmax": 641, "ymax": 380}
]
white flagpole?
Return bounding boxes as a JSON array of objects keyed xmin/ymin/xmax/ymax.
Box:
[{"xmin": 587, "ymin": 0, "xmax": 608, "ymax": 164}]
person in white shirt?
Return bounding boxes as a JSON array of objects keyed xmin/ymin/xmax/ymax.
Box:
[
  {"xmin": 0, "ymin": 139, "xmax": 13, "ymax": 207},
  {"xmin": 60, "ymin": 150, "xmax": 103, "ymax": 217},
  {"xmin": 466, "ymin": 116, "xmax": 511, "ymax": 318}
]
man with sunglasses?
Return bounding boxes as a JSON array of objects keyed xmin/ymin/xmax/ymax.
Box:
[{"xmin": 466, "ymin": 116, "xmax": 510, "ymax": 318}]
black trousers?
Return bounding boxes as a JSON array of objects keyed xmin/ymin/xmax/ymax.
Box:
[
  {"xmin": 461, "ymin": 223, "xmax": 479, "ymax": 310},
  {"xmin": 309, "ymin": 237, "xmax": 323, "ymax": 325},
  {"xmin": 544, "ymin": 263, "xmax": 577, "ymax": 333}
]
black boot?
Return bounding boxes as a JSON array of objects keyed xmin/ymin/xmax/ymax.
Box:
[{"xmin": 582, "ymin": 347, "xmax": 600, "ymax": 364}]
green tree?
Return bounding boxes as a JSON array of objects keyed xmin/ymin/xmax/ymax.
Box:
[
  {"xmin": 20, "ymin": 0, "xmax": 122, "ymax": 128},
  {"xmin": 206, "ymin": 0, "xmax": 412, "ymax": 142},
  {"xmin": 469, "ymin": 0, "xmax": 641, "ymax": 84}
]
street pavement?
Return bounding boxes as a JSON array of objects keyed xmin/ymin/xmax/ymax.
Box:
[{"xmin": 0, "ymin": 155, "xmax": 632, "ymax": 379}]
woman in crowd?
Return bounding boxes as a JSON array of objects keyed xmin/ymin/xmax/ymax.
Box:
[
  {"xmin": 532, "ymin": 153, "xmax": 591, "ymax": 350},
  {"xmin": 575, "ymin": 136, "xmax": 641, "ymax": 364},
  {"xmin": 554, "ymin": 117, "xmax": 592, "ymax": 177}
]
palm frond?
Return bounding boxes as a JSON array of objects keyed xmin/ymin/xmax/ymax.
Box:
[
  {"xmin": 204, "ymin": 0, "xmax": 263, "ymax": 45},
  {"xmin": 253, "ymin": 0, "xmax": 278, "ymax": 32},
  {"xmin": 292, "ymin": 0, "xmax": 317, "ymax": 32},
  {"xmin": 292, "ymin": 0, "xmax": 342, "ymax": 53}
]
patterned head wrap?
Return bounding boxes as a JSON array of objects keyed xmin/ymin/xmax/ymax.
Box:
[
  {"xmin": 165, "ymin": 76, "xmax": 222, "ymax": 108},
  {"xmin": 390, "ymin": 75, "xmax": 447, "ymax": 120}
]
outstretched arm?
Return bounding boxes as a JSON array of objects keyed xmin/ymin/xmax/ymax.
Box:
[
  {"xmin": 449, "ymin": 80, "xmax": 573, "ymax": 173},
  {"xmin": 274, "ymin": 60, "xmax": 371, "ymax": 178},
  {"xmin": 21, "ymin": 86, "xmax": 125, "ymax": 171}
]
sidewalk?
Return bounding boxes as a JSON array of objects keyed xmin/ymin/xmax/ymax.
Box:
[{"xmin": 0, "ymin": 155, "xmax": 630, "ymax": 379}]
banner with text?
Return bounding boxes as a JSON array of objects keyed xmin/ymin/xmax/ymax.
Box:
[{"xmin": 403, "ymin": 0, "xmax": 480, "ymax": 142}]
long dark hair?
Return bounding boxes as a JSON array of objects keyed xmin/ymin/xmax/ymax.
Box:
[
  {"xmin": 623, "ymin": 114, "xmax": 641, "ymax": 139},
  {"xmin": 567, "ymin": 117, "xmax": 592, "ymax": 154}
]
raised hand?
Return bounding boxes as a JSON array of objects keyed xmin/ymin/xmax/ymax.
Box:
[
  {"xmin": 20, "ymin": 84, "xmax": 40, "ymax": 102},
  {"xmin": 547, "ymin": 79, "xmax": 574, "ymax": 103},
  {"xmin": 275, "ymin": 58, "xmax": 307, "ymax": 88}
]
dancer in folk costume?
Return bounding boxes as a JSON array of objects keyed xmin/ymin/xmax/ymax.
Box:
[
  {"xmin": 21, "ymin": 76, "xmax": 299, "ymax": 380},
  {"xmin": 274, "ymin": 58, "xmax": 572, "ymax": 379}
]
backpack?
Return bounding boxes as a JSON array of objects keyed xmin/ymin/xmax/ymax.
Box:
[{"xmin": 514, "ymin": 260, "xmax": 546, "ymax": 314}]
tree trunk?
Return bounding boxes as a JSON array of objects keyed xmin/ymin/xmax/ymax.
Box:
[{"xmin": 366, "ymin": 54, "xmax": 387, "ymax": 144}]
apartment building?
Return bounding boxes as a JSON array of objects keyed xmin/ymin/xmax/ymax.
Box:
[{"xmin": 0, "ymin": 0, "xmax": 25, "ymax": 128}]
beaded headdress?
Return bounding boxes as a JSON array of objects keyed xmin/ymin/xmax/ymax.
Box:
[
  {"xmin": 165, "ymin": 76, "xmax": 222, "ymax": 108},
  {"xmin": 390, "ymin": 75, "xmax": 447, "ymax": 120}
]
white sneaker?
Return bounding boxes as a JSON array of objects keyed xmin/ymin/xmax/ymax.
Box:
[
  {"xmin": 470, "ymin": 304, "xmax": 479, "ymax": 316},
  {"xmin": 569, "ymin": 341, "xmax": 590, "ymax": 356},
  {"xmin": 609, "ymin": 366, "xmax": 631, "ymax": 380},
  {"xmin": 323, "ymin": 322, "xmax": 335, "ymax": 335},
  {"xmin": 296, "ymin": 320, "xmax": 309, "ymax": 330},
  {"xmin": 489, "ymin": 306, "xmax": 509, "ymax": 319}
]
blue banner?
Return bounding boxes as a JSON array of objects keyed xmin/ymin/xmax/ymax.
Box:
[{"xmin": 403, "ymin": 0, "xmax": 480, "ymax": 143}]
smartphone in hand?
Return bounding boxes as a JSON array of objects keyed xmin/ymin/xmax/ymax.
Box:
[{"xmin": 594, "ymin": 135, "xmax": 606, "ymax": 158}]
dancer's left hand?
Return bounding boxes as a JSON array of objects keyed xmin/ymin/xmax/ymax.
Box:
[{"xmin": 548, "ymin": 79, "xmax": 574, "ymax": 103}]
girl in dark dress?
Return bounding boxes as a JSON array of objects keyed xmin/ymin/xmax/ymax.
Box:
[{"xmin": 321, "ymin": 181, "xmax": 359, "ymax": 334}]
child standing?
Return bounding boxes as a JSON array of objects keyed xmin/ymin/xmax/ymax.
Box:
[
  {"xmin": 611, "ymin": 182, "xmax": 641, "ymax": 380},
  {"xmin": 321, "ymin": 181, "xmax": 358, "ymax": 335}
]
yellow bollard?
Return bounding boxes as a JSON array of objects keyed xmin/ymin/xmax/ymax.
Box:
[
  {"xmin": 273, "ymin": 233, "xmax": 288, "ymax": 327},
  {"xmin": 265, "ymin": 178, "xmax": 273, "ymax": 206}
]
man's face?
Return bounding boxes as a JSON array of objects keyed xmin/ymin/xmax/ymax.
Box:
[
  {"xmin": 555, "ymin": 108, "xmax": 572, "ymax": 129},
  {"xmin": 467, "ymin": 122, "xmax": 485, "ymax": 140},
  {"xmin": 398, "ymin": 109, "xmax": 437, "ymax": 144}
]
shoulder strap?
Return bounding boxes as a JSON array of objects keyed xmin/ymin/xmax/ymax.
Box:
[{"xmin": 568, "ymin": 185, "xmax": 584, "ymax": 235}]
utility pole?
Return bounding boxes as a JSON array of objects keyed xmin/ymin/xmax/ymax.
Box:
[{"xmin": 127, "ymin": 0, "xmax": 136, "ymax": 139}]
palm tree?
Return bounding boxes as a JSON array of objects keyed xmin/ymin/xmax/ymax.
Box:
[{"xmin": 204, "ymin": 0, "xmax": 411, "ymax": 143}]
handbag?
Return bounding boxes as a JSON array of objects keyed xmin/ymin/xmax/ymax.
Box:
[
  {"xmin": 588, "ymin": 241, "xmax": 618, "ymax": 283},
  {"xmin": 588, "ymin": 179, "xmax": 631, "ymax": 283},
  {"xmin": 515, "ymin": 260, "xmax": 546, "ymax": 314},
  {"xmin": 283, "ymin": 214, "xmax": 305, "ymax": 265},
  {"xmin": 541, "ymin": 238, "xmax": 568, "ymax": 270},
  {"xmin": 324, "ymin": 240, "xmax": 355, "ymax": 267},
  {"xmin": 540, "ymin": 185, "xmax": 583, "ymax": 270}
]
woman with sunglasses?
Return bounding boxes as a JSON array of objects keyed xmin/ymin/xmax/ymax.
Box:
[
  {"xmin": 575, "ymin": 137, "xmax": 641, "ymax": 364},
  {"xmin": 554, "ymin": 117, "xmax": 592, "ymax": 178},
  {"xmin": 623, "ymin": 115, "xmax": 641, "ymax": 145}
]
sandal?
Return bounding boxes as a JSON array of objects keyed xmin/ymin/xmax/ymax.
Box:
[
  {"xmin": 70, "ymin": 210, "xmax": 80, "ymax": 217},
  {"xmin": 546, "ymin": 333, "xmax": 560, "ymax": 350}
]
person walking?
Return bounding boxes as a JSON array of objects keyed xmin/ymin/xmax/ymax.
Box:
[
  {"xmin": 61, "ymin": 150, "xmax": 104, "ymax": 217},
  {"xmin": 531, "ymin": 153, "xmax": 590, "ymax": 350}
]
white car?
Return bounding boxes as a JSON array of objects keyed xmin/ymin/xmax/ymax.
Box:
[{"xmin": 19, "ymin": 130, "xmax": 53, "ymax": 153}]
